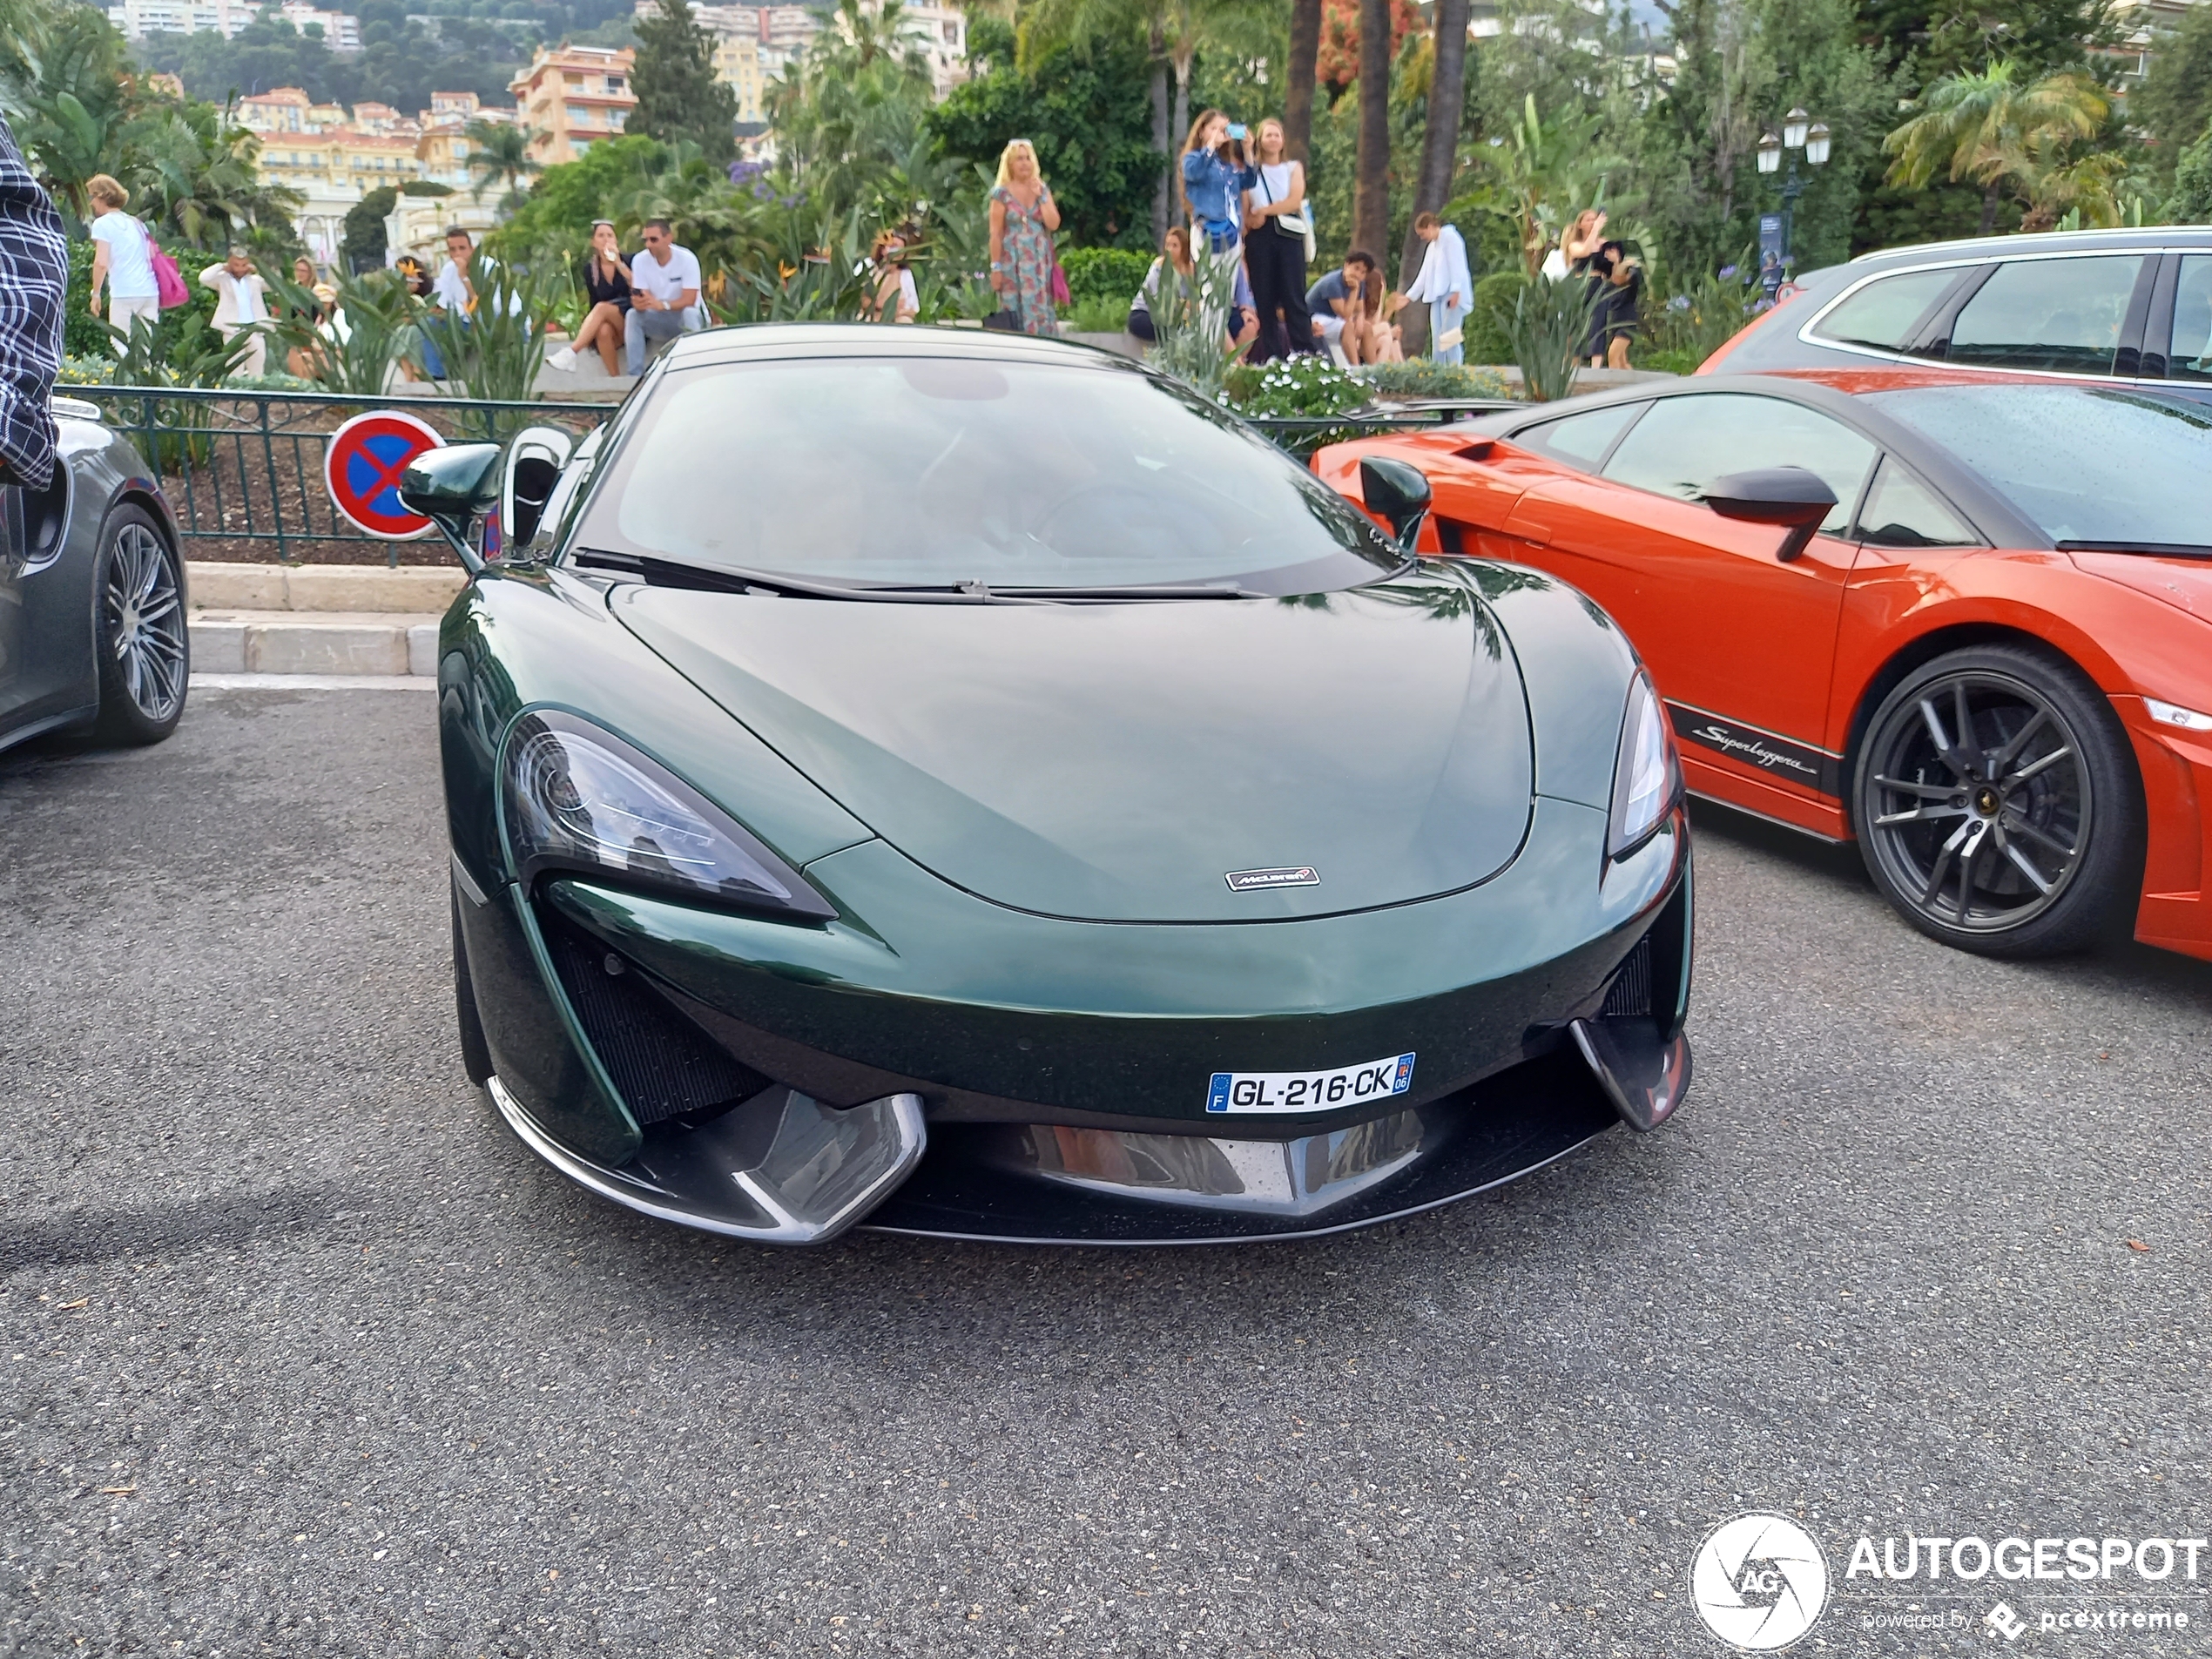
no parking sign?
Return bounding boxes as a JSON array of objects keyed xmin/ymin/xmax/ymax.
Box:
[{"xmin": 324, "ymin": 409, "xmax": 445, "ymax": 540}]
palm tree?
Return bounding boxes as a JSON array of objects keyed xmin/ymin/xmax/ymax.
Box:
[
  {"xmin": 1022, "ymin": 0, "xmax": 1262, "ymax": 240},
  {"xmin": 5, "ymin": 1, "xmax": 135, "ymax": 218},
  {"xmin": 1394, "ymin": 0, "xmax": 1471, "ymax": 348},
  {"xmin": 467, "ymin": 118, "xmax": 542, "ymax": 215},
  {"xmin": 1353, "ymin": 0, "xmax": 1392, "ymax": 257},
  {"xmin": 1467, "ymin": 95, "xmax": 1622, "ymax": 277},
  {"xmin": 1883, "ymin": 62, "xmax": 2108, "ymax": 236},
  {"xmin": 1282, "ymin": 0, "xmax": 1323, "ymax": 162}
]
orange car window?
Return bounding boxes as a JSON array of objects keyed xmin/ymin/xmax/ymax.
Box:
[
  {"xmin": 1516, "ymin": 402, "xmax": 1644, "ymax": 470},
  {"xmin": 1947, "ymin": 255, "xmax": 2143, "ymax": 375},
  {"xmin": 1601, "ymin": 393, "xmax": 1875, "ymax": 536},
  {"xmin": 1855, "ymin": 456, "xmax": 1978, "ymax": 549}
]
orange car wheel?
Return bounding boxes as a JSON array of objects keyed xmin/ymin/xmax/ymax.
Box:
[{"xmin": 1852, "ymin": 644, "xmax": 2144, "ymax": 959}]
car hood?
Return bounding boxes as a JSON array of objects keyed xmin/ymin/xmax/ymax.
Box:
[
  {"xmin": 2069, "ymin": 550, "xmax": 2212, "ymax": 623},
  {"xmin": 611, "ymin": 582, "xmax": 1534, "ymax": 923}
]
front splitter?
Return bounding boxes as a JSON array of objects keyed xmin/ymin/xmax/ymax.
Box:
[{"xmin": 859, "ymin": 1045, "xmax": 1621, "ymax": 1245}]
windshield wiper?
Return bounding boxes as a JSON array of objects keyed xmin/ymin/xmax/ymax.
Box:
[
  {"xmin": 2056, "ymin": 540, "xmax": 2212, "ymax": 560},
  {"xmin": 975, "ymin": 581, "xmax": 1260, "ymax": 600},
  {"xmin": 570, "ymin": 550, "xmax": 1043, "ymax": 602}
]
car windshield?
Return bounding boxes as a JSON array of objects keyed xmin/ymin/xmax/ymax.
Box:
[
  {"xmin": 1864, "ymin": 383, "xmax": 2212, "ymax": 548},
  {"xmin": 570, "ymin": 353, "xmax": 1401, "ymax": 592}
]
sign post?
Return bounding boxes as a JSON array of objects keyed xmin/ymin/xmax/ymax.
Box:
[{"xmin": 323, "ymin": 409, "xmax": 445, "ymax": 540}]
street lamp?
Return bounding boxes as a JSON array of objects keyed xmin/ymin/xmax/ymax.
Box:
[{"xmin": 1758, "ymin": 108, "xmax": 1830, "ymax": 289}]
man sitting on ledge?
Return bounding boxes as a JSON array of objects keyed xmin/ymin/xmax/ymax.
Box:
[{"xmin": 625, "ymin": 219, "xmax": 701, "ymax": 375}]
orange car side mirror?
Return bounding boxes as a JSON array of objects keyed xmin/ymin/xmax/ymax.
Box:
[{"xmin": 1702, "ymin": 466, "xmax": 1838, "ymax": 563}]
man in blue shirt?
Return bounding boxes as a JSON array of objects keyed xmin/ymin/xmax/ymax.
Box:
[{"xmin": 1305, "ymin": 252, "xmax": 1379, "ymax": 364}]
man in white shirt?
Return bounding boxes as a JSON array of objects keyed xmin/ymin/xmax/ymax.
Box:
[
  {"xmin": 422, "ymin": 226, "xmax": 510, "ymax": 380},
  {"xmin": 199, "ymin": 245, "xmax": 270, "ymax": 377},
  {"xmin": 624, "ymin": 219, "xmax": 702, "ymax": 375},
  {"xmin": 84, "ymin": 173, "xmax": 159, "ymax": 352},
  {"xmin": 1406, "ymin": 212, "xmax": 1473, "ymax": 366}
]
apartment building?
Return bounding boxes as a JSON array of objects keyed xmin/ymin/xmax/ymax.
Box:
[
  {"xmin": 105, "ymin": 0, "xmax": 360, "ymax": 44},
  {"xmin": 509, "ymin": 44, "xmax": 637, "ymax": 165}
]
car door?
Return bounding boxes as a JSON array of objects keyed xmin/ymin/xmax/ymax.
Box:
[
  {"xmin": 1499, "ymin": 390, "xmax": 1878, "ymax": 809},
  {"xmin": 0, "ymin": 487, "xmax": 25, "ymax": 733}
]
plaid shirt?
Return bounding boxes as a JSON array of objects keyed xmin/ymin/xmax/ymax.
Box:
[{"xmin": 0, "ymin": 111, "xmax": 67, "ymax": 490}]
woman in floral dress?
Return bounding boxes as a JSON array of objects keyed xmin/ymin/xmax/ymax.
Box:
[{"xmin": 988, "ymin": 139, "xmax": 1061, "ymax": 335}]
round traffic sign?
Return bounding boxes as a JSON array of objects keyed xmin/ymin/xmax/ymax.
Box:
[{"xmin": 323, "ymin": 409, "xmax": 445, "ymax": 539}]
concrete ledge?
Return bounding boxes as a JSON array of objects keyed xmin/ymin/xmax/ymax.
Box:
[
  {"xmin": 188, "ymin": 610, "xmax": 443, "ymax": 678},
  {"xmin": 188, "ymin": 562, "xmax": 467, "ymax": 614}
]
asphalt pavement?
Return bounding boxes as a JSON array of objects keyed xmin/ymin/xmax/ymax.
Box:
[{"xmin": 3, "ymin": 685, "xmax": 2209, "ymax": 1658}]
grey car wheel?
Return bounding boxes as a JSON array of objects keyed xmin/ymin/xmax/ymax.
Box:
[
  {"xmin": 1853, "ymin": 644, "xmax": 2141, "ymax": 957},
  {"xmin": 93, "ymin": 504, "xmax": 188, "ymax": 745}
]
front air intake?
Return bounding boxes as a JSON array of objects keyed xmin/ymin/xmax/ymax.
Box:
[
  {"xmin": 1600, "ymin": 934, "xmax": 1653, "ymax": 1019},
  {"xmin": 539, "ymin": 911, "xmax": 771, "ymax": 1126}
]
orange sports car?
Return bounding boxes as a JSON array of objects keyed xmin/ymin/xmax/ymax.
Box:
[{"xmin": 1317, "ymin": 368, "xmax": 2212, "ymax": 961}]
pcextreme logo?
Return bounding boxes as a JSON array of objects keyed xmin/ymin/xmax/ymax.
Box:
[{"xmin": 1689, "ymin": 1514, "xmax": 1831, "ymax": 1651}]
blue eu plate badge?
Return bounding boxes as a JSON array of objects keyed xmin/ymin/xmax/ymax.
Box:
[{"xmin": 1205, "ymin": 1051, "xmax": 1417, "ymax": 1115}]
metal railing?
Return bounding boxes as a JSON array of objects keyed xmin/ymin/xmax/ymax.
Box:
[
  {"xmin": 70, "ymin": 386, "xmax": 617, "ymax": 568},
  {"xmin": 66, "ymin": 386, "xmax": 1511, "ymax": 567}
]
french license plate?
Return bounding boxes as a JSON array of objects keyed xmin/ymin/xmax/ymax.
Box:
[{"xmin": 1204, "ymin": 1052, "xmax": 1416, "ymax": 1115}]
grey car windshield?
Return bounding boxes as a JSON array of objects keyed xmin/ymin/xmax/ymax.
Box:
[
  {"xmin": 572, "ymin": 354, "xmax": 1400, "ymax": 590},
  {"xmin": 1865, "ymin": 384, "xmax": 2212, "ymax": 547}
]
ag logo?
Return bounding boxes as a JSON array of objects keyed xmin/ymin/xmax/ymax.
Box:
[{"xmin": 1689, "ymin": 1513, "xmax": 1829, "ymax": 1651}]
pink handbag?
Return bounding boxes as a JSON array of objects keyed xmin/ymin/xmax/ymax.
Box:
[
  {"xmin": 1049, "ymin": 260, "xmax": 1070, "ymax": 308},
  {"xmin": 142, "ymin": 222, "xmax": 189, "ymax": 309}
]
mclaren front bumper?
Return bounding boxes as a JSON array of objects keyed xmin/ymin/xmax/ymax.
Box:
[{"xmin": 454, "ymin": 796, "xmax": 1692, "ymax": 1245}]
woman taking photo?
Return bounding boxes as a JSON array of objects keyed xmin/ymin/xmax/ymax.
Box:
[
  {"xmin": 988, "ymin": 139, "xmax": 1060, "ymax": 335},
  {"xmin": 1178, "ymin": 110, "xmax": 1254, "ymax": 323},
  {"xmin": 865, "ymin": 228, "xmax": 918, "ymax": 323},
  {"xmin": 1241, "ymin": 117, "xmax": 1312, "ymax": 361},
  {"xmin": 550, "ymin": 220, "xmax": 631, "ymax": 374}
]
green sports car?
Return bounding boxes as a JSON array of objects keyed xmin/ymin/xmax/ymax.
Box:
[{"xmin": 408, "ymin": 326, "xmax": 1691, "ymax": 1246}]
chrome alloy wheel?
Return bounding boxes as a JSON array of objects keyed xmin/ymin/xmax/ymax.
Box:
[
  {"xmin": 105, "ymin": 522, "xmax": 185, "ymax": 723},
  {"xmin": 1861, "ymin": 670, "xmax": 2090, "ymax": 936}
]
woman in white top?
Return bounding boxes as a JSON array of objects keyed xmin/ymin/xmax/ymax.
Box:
[
  {"xmin": 84, "ymin": 174, "xmax": 159, "ymax": 350},
  {"xmin": 1240, "ymin": 118, "xmax": 1314, "ymax": 361}
]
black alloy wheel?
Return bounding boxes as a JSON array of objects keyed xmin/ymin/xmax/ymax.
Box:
[
  {"xmin": 1853, "ymin": 644, "xmax": 2141, "ymax": 958},
  {"xmin": 93, "ymin": 504, "xmax": 188, "ymax": 744}
]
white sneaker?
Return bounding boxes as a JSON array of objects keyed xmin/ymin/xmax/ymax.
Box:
[{"xmin": 548, "ymin": 345, "xmax": 577, "ymax": 372}]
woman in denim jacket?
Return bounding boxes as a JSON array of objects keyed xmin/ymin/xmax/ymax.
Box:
[{"xmin": 1178, "ymin": 110, "xmax": 1255, "ymax": 334}]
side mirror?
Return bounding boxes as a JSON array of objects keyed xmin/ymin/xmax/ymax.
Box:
[
  {"xmin": 1359, "ymin": 455, "xmax": 1433, "ymax": 551},
  {"xmin": 399, "ymin": 442, "xmax": 502, "ymax": 573},
  {"xmin": 1702, "ymin": 466, "xmax": 1838, "ymax": 563},
  {"xmin": 501, "ymin": 425, "xmax": 576, "ymax": 553}
]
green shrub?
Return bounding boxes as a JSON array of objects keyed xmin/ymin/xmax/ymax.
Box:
[
  {"xmin": 1357, "ymin": 360, "xmax": 1514, "ymax": 401},
  {"xmin": 1467, "ymin": 270, "xmax": 1525, "ymax": 365},
  {"xmin": 1060, "ymin": 246, "xmax": 1152, "ymax": 308},
  {"xmin": 1062, "ymin": 295, "xmax": 1130, "ymax": 334},
  {"xmin": 1635, "ymin": 346, "xmax": 1701, "ymax": 376},
  {"xmin": 1223, "ymin": 354, "xmax": 1367, "ymax": 417},
  {"xmin": 1508, "ymin": 277, "xmax": 1601, "ymax": 403}
]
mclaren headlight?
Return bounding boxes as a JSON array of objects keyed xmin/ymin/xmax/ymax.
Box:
[
  {"xmin": 1608, "ymin": 670, "xmax": 1682, "ymax": 859},
  {"xmin": 501, "ymin": 710, "xmax": 836, "ymax": 920}
]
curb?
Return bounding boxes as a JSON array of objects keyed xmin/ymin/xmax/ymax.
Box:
[{"xmin": 185, "ymin": 562, "xmax": 458, "ymax": 678}]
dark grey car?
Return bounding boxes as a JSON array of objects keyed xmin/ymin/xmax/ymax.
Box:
[
  {"xmin": 1, "ymin": 395, "xmax": 189, "ymax": 756},
  {"xmin": 1703, "ymin": 228, "xmax": 2212, "ymax": 402}
]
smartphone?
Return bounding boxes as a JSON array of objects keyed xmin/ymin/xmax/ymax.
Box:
[{"xmin": 1227, "ymin": 124, "xmax": 1247, "ymax": 140}]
